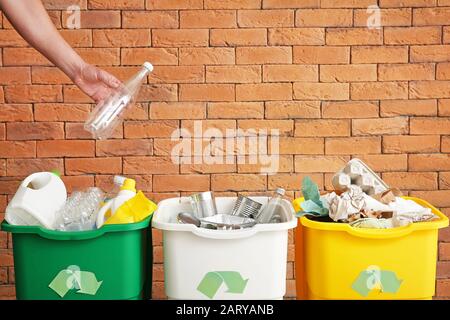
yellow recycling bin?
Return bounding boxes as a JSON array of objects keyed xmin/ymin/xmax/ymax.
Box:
[{"xmin": 294, "ymin": 196, "xmax": 449, "ymax": 300}]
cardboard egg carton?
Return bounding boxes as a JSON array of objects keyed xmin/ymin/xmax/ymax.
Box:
[{"xmin": 332, "ymin": 158, "xmax": 389, "ymax": 195}]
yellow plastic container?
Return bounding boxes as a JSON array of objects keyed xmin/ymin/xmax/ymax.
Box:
[{"xmin": 294, "ymin": 196, "xmax": 449, "ymax": 300}]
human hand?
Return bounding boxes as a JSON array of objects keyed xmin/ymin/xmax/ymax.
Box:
[{"xmin": 72, "ymin": 63, "xmax": 122, "ymax": 104}]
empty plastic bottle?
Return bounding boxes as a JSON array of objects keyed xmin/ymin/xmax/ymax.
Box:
[
  {"xmin": 256, "ymin": 188, "xmax": 295, "ymax": 224},
  {"xmin": 84, "ymin": 62, "xmax": 154, "ymax": 139}
]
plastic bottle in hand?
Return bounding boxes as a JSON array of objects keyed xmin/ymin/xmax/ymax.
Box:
[
  {"xmin": 84, "ymin": 62, "xmax": 154, "ymax": 139},
  {"xmin": 256, "ymin": 188, "xmax": 295, "ymax": 224}
]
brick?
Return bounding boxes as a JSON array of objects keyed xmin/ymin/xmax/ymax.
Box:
[
  {"xmin": 237, "ymin": 155, "xmax": 293, "ymax": 174},
  {"xmin": 206, "ymin": 66, "xmax": 261, "ymax": 84},
  {"xmin": 0, "ymin": 124, "xmax": 5, "ymax": 141},
  {"xmin": 237, "ymin": 47, "xmax": 292, "ymax": 64},
  {"xmin": 153, "ymin": 138, "xmax": 207, "ymax": 156},
  {"xmin": 444, "ymin": 137, "xmax": 450, "ymax": 153},
  {"xmin": 60, "ymin": 29, "xmax": 92, "ymax": 47},
  {"xmin": 138, "ymin": 84, "xmax": 178, "ymax": 102},
  {"xmin": 238, "ymin": 120, "xmax": 294, "ymax": 136},
  {"xmin": 61, "ymin": 175, "xmax": 94, "ymax": 193},
  {"xmin": 445, "ymin": 26, "xmax": 450, "ymax": 43},
  {"xmin": 352, "ymin": 46, "xmax": 409, "ymax": 63},
  {"xmin": 93, "ymin": 29, "xmax": 151, "ymax": 47},
  {"xmin": 440, "ymin": 242, "xmax": 450, "ymax": 260},
  {"xmin": 0, "ymin": 30, "xmax": 28, "ymax": 47},
  {"xmin": 62, "ymin": 10, "xmax": 121, "ymax": 28},
  {"xmin": 294, "ymin": 156, "xmax": 350, "ymax": 173},
  {"xmin": 182, "ymin": 120, "xmax": 236, "ymax": 137},
  {"xmin": 154, "ymin": 174, "xmax": 209, "ymax": 192},
  {"xmin": 437, "ymin": 261, "xmax": 450, "ymax": 279},
  {"xmin": 0, "ymin": 67, "xmax": 31, "ymax": 85},
  {"xmin": 0, "ymin": 285, "xmax": 15, "ymax": 300},
  {"xmin": 410, "ymin": 81, "xmax": 450, "ymax": 98},
  {"xmin": 380, "ymin": 99, "xmax": 437, "ymax": 116},
  {"xmin": 265, "ymin": 101, "xmax": 321, "ymax": 119},
  {"xmin": 124, "ymin": 157, "xmax": 178, "ymax": 174},
  {"xmin": 0, "ymin": 141, "xmax": 35, "ymax": 158},
  {"xmin": 411, "ymin": 45, "xmax": 450, "ymax": 62},
  {"xmin": 146, "ymin": 0, "xmax": 203, "ymax": 9},
  {"xmin": 63, "ymin": 86, "xmax": 92, "ymax": 103},
  {"xmin": 66, "ymin": 122, "xmax": 122, "ymax": 139},
  {"xmin": 385, "ymin": 26, "xmax": 441, "ymax": 45},
  {"xmin": 379, "ymin": 63, "xmax": 435, "ymax": 81},
  {"xmin": 353, "ymin": 117, "xmax": 409, "ymax": 136},
  {"xmin": 351, "ymin": 82, "xmax": 408, "ymax": 100},
  {"xmin": 37, "ymin": 140, "xmax": 94, "ymax": 158},
  {"xmin": 355, "ymin": 154, "xmax": 408, "ymax": 172},
  {"xmin": 263, "ymin": 0, "xmax": 319, "ymax": 8},
  {"xmin": 4, "ymin": 85, "xmax": 62, "ymax": 103},
  {"xmin": 208, "ymin": 102, "xmax": 265, "ymax": 119},
  {"xmin": 182, "ymin": 161, "xmax": 236, "ymax": 174},
  {"xmin": 34, "ymin": 103, "xmax": 90, "ymax": 121},
  {"xmin": 152, "ymin": 29, "xmax": 209, "ymax": 47},
  {"xmin": 31, "ymin": 67, "xmax": 71, "ymax": 84},
  {"xmin": 96, "ymin": 139, "xmax": 152, "ymax": 157},
  {"xmin": 210, "ymin": 28, "xmax": 267, "ymax": 46},
  {"xmin": 88, "ymin": 0, "xmax": 144, "ymax": 9},
  {"xmin": 268, "ymin": 173, "xmax": 323, "ymax": 190},
  {"xmin": 320, "ymin": 65, "xmax": 377, "ymax": 82},
  {"xmin": 410, "ymin": 154, "xmax": 450, "ymax": 171},
  {"xmin": 439, "ymin": 99, "xmax": 450, "ymax": 116},
  {"xmin": 383, "ymin": 135, "xmax": 441, "ymax": 153},
  {"xmin": 43, "ymin": 0, "xmax": 87, "ymax": 10},
  {"xmin": 237, "ymin": 83, "xmax": 292, "ymax": 101},
  {"xmin": 180, "ymin": 84, "xmax": 235, "ymax": 102},
  {"xmin": 295, "ymin": 119, "xmax": 350, "ymax": 137},
  {"xmin": 0, "ymin": 104, "xmax": 33, "ymax": 122},
  {"xmin": 380, "ymin": 0, "xmax": 437, "ymax": 7},
  {"xmin": 268, "ymin": 28, "xmax": 325, "ymax": 45},
  {"xmin": 122, "ymin": 10, "xmax": 178, "ymax": 28},
  {"xmin": 7, "ymin": 122, "xmax": 64, "ymax": 140},
  {"xmin": 326, "ymin": 28, "xmax": 383, "ymax": 45},
  {"xmin": 354, "ymin": 8, "xmax": 411, "ymax": 27},
  {"xmin": 205, "ymin": 0, "xmax": 261, "ymax": 9},
  {"xmin": 322, "ymin": 101, "xmax": 379, "ymax": 119},
  {"xmin": 326, "ymin": 137, "xmax": 381, "ymax": 155},
  {"xmin": 212, "ymin": 174, "xmax": 266, "ymax": 191},
  {"xmin": 7, "ymin": 158, "xmax": 63, "ymax": 177},
  {"xmin": 278, "ymin": 137, "xmax": 324, "ymax": 154},
  {"xmin": 180, "ymin": 10, "xmax": 236, "ymax": 28},
  {"xmin": 150, "ymin": 102, "xmax": 206, "ymax": 119},
  {"xmin": 414, "ymin": 7, "xmax": 450, "ymax": 26},
  {"xmin": 121, "ymin": 48, "xmax": 178, "ymax": 66},
  {"xmin": 238, "ymin": 10, "xmax": 294, "ymax": 28},
  {"xmin": 296, "ymin": 9, "xmax": 352, "ymax": 27},
  {"xmin": 382, "ymin": 172, "xmax": 438, "ymax": 190},
  {"xmin": 124, "ymin": 120, "xmax": 178, "ymax": 138},
  {"xmin": 321, "ymin": 0, "xmax": 377, "ymax": 8},
  {"xmin": 149, "ymin": 66, "xmax": 204, "ymax": 84},
  {"xmin": 412, "ymin": 117, "xmax": 450, "ymax": 135},
  {"xmin": 76, "ymin": 48, "xmax": 120, "ymax": 66},
  {"xmin": 293, "ymin": 83, "xmax": 349, "ymax": 101},
  {"xmin": 437, "ymin": 63, "xmax": 450, "ymax": 80},
  {"xmin": 66, "ymin": 157, "xmax": 122, "ymax": 175},
  {"xmin": 0, "ymin": 250, "xmax": 13, "ymax": 267},
  {"xmin": 179, "ymin": 48, "xmax": 235, "ymax": 65},
  {"xmin": 410, "ymin": 190, "xmax": 450, "ymax": 207},
  {"xmin": 293, "ymin": 46, "xmax": 349, "ymax": 64}
]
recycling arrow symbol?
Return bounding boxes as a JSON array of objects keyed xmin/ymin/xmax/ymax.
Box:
[
  {"xmin": 49, "ymin": 265, "xmax": 103, "ymax": 298},
  {"xmin": 197, "ymin": 271, "xmax": 248, "ymax": 299}
]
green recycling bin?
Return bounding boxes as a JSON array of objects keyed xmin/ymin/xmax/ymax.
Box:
[{"xmin": 1, "ymin": 216, "xmax": 152, "ymax": 300}]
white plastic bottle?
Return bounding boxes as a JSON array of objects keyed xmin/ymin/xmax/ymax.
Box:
[
  {"xmin": 96, "ymin": 176, "xmax": 137, "ymax": 227},
  {"xmin": 256, "ymin": 188, "xmax": 295, "ymax": 224},
  {"xmin": 84, "ymin": 62, "xmax": 154, "ymax": 139}
]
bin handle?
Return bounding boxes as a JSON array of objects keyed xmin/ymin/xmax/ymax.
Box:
[
  {"xmin": 346, "ymin": 225, "xmax": 414, "ymax": 239},
  {"xmin": 192, "ymin": 227, "xmax": 258, "ymax": 240}
]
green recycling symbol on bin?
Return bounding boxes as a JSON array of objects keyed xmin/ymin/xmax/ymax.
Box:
[
  {"xmin": 352, "ymin": 265, "xmax": 402, "ymax": 297},
  {"xmin": 49, "ymin": 265, "xmax": 103, "ymax": 298},
  {"xmin": 197, "ymin": 271, "xmax": 249, "ymax": 299}
]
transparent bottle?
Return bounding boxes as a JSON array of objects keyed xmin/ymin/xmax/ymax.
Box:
[
  {"xmin": 256, "ymin": 188, "xmax": 295, "ymax": 224},
  {"xmin": 84, "ymin": 62, "xmax": 154, "ymax": 139}
]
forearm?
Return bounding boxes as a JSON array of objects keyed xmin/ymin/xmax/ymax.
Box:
[{"xmin": 0, "ymin": 0, "xmax": 85, "ymax": 80}]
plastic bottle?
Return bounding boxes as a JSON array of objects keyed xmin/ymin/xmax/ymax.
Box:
[
  {"xmin": 84, "ymin": 62, "xmax": 154, "ymax": 139},
  {"xmin": 256, "ymin": 188, "xmax": 295, "ymax": 224},
  {"xmin": 96, "ymin": 176, "xmax": 137, "ymax": 228}
]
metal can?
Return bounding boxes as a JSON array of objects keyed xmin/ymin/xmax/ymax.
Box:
[
  {"xmin": 189, "ymin": 191, "xmax": 218, "ymax": 218},
  {"xmin": 231, "ymin": 195, "xmax": 263, "ymax": 219}
]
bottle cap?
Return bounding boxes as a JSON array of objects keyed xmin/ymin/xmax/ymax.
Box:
[
  {"xmin": 276, "ymin": 188, "xmax": 285, "ymax": 196},
  {"xmin": 121, "ymin": 179, "xmax": 136, "ymax": 193},
  {"xmin": 143, "ymin": 62, "xmax": 154, "ymax": 72}
]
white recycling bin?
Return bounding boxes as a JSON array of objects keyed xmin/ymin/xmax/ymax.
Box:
[{"xmin": 152, "ymin": 196, "xmax": 297, "ymax": 300}]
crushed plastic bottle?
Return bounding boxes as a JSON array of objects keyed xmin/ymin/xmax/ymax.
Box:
[
  {"xmin": 54, "ymin": 187, "xmax": 104, "ymax": 231},
  {"xmin": 256, "ymin": 188, "xmax": 295, "ymax": 224},
  {"xmin": 84, "ymin": 62, "xmax": 154, "ymax": 140}
]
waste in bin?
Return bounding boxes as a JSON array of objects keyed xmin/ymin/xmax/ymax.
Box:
[
  {"xmin": 1, "ymin": 216, "xmax": 153, "ymax": 300},
  {"xmin": 294, "ymin": 196, "xmax": 448, "ymax": 300},
  {"xmin": 152, "ymin": 196, "xmax": 297, "ymax": 300}
]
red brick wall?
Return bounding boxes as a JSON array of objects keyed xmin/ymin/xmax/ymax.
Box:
[{"xmin": 1, "ymin": 0, "xmax": 450, "ymax": 300}]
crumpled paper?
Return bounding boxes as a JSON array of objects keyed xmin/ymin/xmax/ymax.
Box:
[{"xmin": 371, "ymin": 188, "xmax": 403, "ymax": 205}]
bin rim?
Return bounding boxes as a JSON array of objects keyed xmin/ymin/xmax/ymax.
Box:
[
  {"xmin": 0, "ymin": 216, "xmax": 152, "ymax": 241},
  {"xmin": 296, "ymin": 196, "xmax": 449, "ymax": 239}
]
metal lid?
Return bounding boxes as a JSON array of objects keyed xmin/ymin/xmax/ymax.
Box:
[
  {"xmin": 275, "ymin": 188, "xmax": 285, "ymax": 196},
  {"xmin": 143, "ymin": 62, "xmax": 154, "ymax": 72}
]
